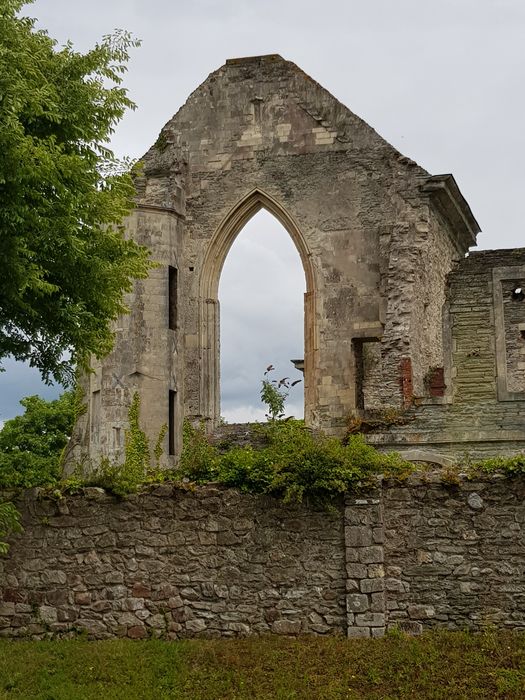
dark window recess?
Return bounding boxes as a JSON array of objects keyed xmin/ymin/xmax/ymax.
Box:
[
  {"xmin": 353, "ymin": 340, "xmax": 365, "ymax": 411},
  {"xmin": 511, "ymin": 285, "xmax": 524, "ymax": 301},
  {"xmin": 168, "ymin": 390, "xmax": 176, "ymax": 455},
  {"xmin": 353, "ymin": 338, "xmax": 383, "ymax": 410},
  {"xmin": 168, "ymin": 266, "xmax": 178, "ymax": 329}
]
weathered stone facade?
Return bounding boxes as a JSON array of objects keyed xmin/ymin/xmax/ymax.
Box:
[
  {"xmin": 2, "ymin": 477, "xmax": 525, "ymax": 639},
  {"xmin": 368, "ymin": 248, "xmax": 525, "ymax": 461},
  {"xmin": 63, "ymin": 53, "xmax": 525, "ymax": 470}
]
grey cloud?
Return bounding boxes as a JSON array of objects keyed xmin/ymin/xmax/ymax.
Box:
[
  {"xmin": 0, "ymin": 358, "xmax": 61, "ymax": 423},
  {"xmin": 219, "ymin": 211, "xmax": 305, "ymax": 420}
]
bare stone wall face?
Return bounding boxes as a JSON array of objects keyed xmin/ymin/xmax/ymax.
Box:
[
  {"xmin": 383, "ymin": 475, "xmax": 525, "ymax": 633},
  {"xmin": 0, "ymin": 486, "xmax": 347, "ymax": 639},
  {"xmin": 2, "ymin": 478, "xmax": 525, "ymax": 640}
]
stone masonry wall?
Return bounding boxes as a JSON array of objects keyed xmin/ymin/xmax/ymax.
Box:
[
  {"xmin": 78, "ymin": 54, "xmax": 483, "ymax": 470},
  {"xmin": 502, "ymin": 278, "xmax": 525, "ymax": 393},
  {"xmin": 384, "ymin": 474, "xmax": 525, "ymax": 633},
  {"xmin": 0, "ymin": 485, "xmax": 347, "ymax": 639},
  {"xmin": 368, "ymin": 248, "xmax": 525, "ymax": 461},
  {"xmin": 1, "ymin": 477, "xmax": 525, "ymax": 640}
]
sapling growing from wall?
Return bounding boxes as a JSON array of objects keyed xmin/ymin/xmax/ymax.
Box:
[{"xmin": 260, "ymin": 365, "xmax": 301, "ymax": 420}]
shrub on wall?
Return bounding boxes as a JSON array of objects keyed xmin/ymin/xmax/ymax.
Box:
[
  {"xmin": 467, "ymin": 454, "xmax": 525, "ymax": 476},
  {"xmin": 71, "ymin": 392, "xmax": 168, "ymax": 497},
  {"xmin": 177, "ymin": 419, "xmax": 412, "ymax": 508},
  {"xmin": 0, "ymin": 501, "xmax": 22, "ymax": 554}
]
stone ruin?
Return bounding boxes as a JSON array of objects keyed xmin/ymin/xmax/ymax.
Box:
[
  {"xmin": 4, "ymin": 55, "xmax": 525, "ymax": 643},
  {"xmin": 67, "ymin": 54, "xmax": 525, "ymax": 469}
]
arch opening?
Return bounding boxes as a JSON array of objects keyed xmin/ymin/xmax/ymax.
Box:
[
  {"xmin": 219, "ymin": 209, "xmax": 305, "ymax": 423},
  {"xmin": 198, "ymin": 190, "xmax": 318, "ymax": 429}
]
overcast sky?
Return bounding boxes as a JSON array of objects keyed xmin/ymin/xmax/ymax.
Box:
[{"xmin": 1, "ymin": 0, "xmax": 524, "ymax": 424}]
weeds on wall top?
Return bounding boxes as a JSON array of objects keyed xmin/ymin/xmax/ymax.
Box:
[
  {"xmin": 2, "ymin": 388, "xmax": 525, "ymax": 511},
  {"xmin": 177, "ymin": 419, "xmax": 412, "ymax": 509},
  {"xmin": 260, "ymin": 365, "xmax": 302, "ymax": 421},
  {"xmin": 64, "ymin": 392, "xmax": 168, "ymax": 498}
]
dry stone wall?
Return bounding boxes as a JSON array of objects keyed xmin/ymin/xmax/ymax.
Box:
[{"xmin": 1, "ymin": 477, "xmax": 525, "ymax": 640}]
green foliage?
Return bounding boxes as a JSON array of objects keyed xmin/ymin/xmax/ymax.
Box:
[
  {"xmin": 178, "ymin": 421, "xmax": 219, "ymax": 482},
  {"xmin": 177, "ymin": 419, "xmax": 412, "ymax": 508},
  {"xmin": 153, "ymin": 424, "xmax": 168, "ymax": 470},
  {"xmin": 260, "ymin": 365, "xmax": 301, "ymax": 420},
  {"xmin": 0, "ymin": 501, "xmax": 22, "ymax": 555},
  {"xmin": 69, "ymin": 392, "xmax": 168, "ymax": 497},
  {"xmin": 466, "ymin": 453, "xmax": 525, "ymax": 477},
  {"xmin": 0, "ymin": 391, "xmax": 76, "ymax": 488},
  {"xmin": 123, "ymin": 391, "xmax": 151, "ymax": 484},
  {"xmin": 0, "ymin": 1, "xmax": 152, "ymax": 385},
  {"xmin": 260, "ymin": 379, "xmax": 286, "ymax": 420}
]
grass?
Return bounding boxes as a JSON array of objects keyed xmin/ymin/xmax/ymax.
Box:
[{"xmin": 0, "ymin": 630, "xmax": 524, "ymax": 699}]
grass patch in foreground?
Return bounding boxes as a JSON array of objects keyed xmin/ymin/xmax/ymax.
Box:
[{"xmin": 0, "ymin": 630, "xmax": 524, "ymax": 699}]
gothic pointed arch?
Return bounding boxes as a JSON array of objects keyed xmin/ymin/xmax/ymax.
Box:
[
  {"xmin": 199, "ymin": 188, "xmax": 316, "ymax": 299},
  {"xmin": 197, "ymin": 189, "xmax": 319, "ymax": 428}
]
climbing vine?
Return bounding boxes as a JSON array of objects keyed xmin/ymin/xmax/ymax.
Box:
[{"xmin": 66, "ymin": 392, "xmax": 168, "ymax": 497}]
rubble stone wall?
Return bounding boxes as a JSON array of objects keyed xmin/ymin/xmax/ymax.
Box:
[
  {"xmin": 1, "ymin": 477, "xmax": 524, "ymax": 640},
  {"xmin": 383, "ymin": 474, "xmax": 525, "ymax": 633}
]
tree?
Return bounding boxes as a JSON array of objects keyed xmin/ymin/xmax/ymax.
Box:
[
  {"xmin": 0, "ymin": 1, "xmax": 152, "ymax": 385},
  {"xmin": 0, "ymin": 391, "xmax": 77, "ymax": 488}
]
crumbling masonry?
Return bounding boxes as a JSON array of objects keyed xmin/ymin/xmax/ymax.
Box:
[{"xmin": 68, "ymin": 55, "xmax": 525, "ymax": 468}]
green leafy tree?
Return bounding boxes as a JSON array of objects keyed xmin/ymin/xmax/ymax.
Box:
[
  {"xmin": 0, "ymin": 392, "xmax": 76, "ymax": 488},
  {"xmin": 0, "ymin": 501, "xmax": 22, "ymax": 554},
  {"xmin": 0, "ymin": 1, "xmax": 151, "ymax": 385}
]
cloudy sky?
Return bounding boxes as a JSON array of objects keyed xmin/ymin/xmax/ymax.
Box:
[{"xmin": 1, "ymin": 0, "xmax": 524, "ymax": 424}]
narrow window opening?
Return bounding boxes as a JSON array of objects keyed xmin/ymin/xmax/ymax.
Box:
[
  {"xmin": 168, "ymin": 390, "xmax": 176, "ymax": 455},
  {"xmin": 168, "ymin": 266, "xmax": 178, "ymax": 330},
  {"xmin": 353, "ymin": 340, "xmax": 365, "ymax": 411},
  {"xmin": 113, "ymin": 426, "xmax": 122, "ymax": 449},
  {"xmin": 91, "ymin": 390, "xmax": 101, "ymax": 439}
]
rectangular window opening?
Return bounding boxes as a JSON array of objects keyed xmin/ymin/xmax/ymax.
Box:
[
  {"xmin": 168, "ymin": 390, "xmax": 176, "ymax": 456},
  {"xmin": 168, "ymin": 266, "xmax": 178, "ymax": 330},
  {"xmin": 91, "ymin": 390, "xmax": 101, "ymax": 439},
  {"xmin": 353, "ymin": 338, "xmax": 382, "ymax": 412}
]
